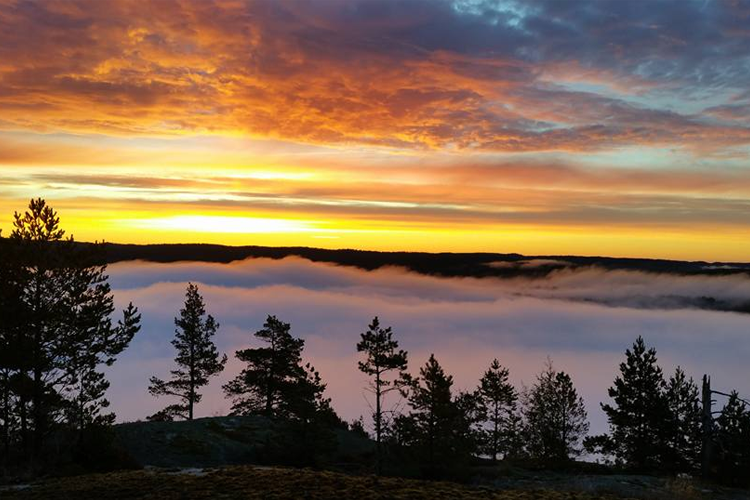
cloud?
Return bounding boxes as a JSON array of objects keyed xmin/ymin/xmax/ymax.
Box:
[
  {"xmin": 2, "ymin": 1, "xmax": 750, "ymax": 262},
  {"xmin": 5, "ymin": 155, "xmax": 750, "ymax": 233},
  {"xmin": 0, "ymin": 0, "xmax": 749, "ymax": 153},
  {"xmin": 104, "ymin": 256, "xmax": 750, "ymax": 436}
]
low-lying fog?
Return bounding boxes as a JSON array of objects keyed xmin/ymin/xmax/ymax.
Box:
[{"xmin": 106, "ymin": 257, "xmax": 750, "ymax": 436}]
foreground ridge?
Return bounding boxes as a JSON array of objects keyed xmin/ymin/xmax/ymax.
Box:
[{"xmin": 1, "ymin": 465, "xmax": 632, "ymax": 500}]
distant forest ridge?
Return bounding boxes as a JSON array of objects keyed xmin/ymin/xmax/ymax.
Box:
[{"xmin": 95, "ymin": 242, "xmax": 750, "ymax": 279}]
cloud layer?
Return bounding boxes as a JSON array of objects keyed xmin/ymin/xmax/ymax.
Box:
[
  {"xmin": 1, "ymin": 0, "xmax": 749, "ymax": 153},
  {"xmin": 105, "ymin": 257, "xmax": 750, "ymax": 436}
]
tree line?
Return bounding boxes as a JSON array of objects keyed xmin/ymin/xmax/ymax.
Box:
[{"xmin": 1, "ymin": 199, "xmax": 749, "ymax": 485}]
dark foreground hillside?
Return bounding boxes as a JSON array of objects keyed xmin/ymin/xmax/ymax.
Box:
[
  {"xmin": 0, "ymin": 466, "xmax": 633, "ymax": 500},
  {"xmin": 4, "ymin": 415, "xmax": 749, "ymax": 499},
  {"xmin": 115, "ymin": 415, "xmax": 373, "ymax": 468},
  {"xmin": 4, "ymin": 465, "xmax": 750, "ymax": 500},
  {"xmin": 106, "ymin": 418, "xmax": 750, "ymax": 500}
]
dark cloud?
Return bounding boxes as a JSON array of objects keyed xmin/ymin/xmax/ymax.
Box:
[{"xmin": 516, "ymin": 0, "xmax": 750, "ymax": 89}]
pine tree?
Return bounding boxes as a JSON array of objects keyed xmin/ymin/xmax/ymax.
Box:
[
  {"xmin": 0, "ymin": 327, "xmax": 14, "ymax": 463},
  {"xmin": 3, "ymin": 199, "xmax": 141, "ymax": 465},
  {"xmin": 523, "ymin": 360, "xmax": 589, "ymax": 462},
  {"xmin": 598, "ymin": 336, "xmax": 670, "ymax": 471},
  {"xmin": 66, "ymin": 303, "xmax": 141, "ymax": 435},
  {"xmin": 0, "ymin": 244, "xmax": 28, "ymax": 460},
  {"xmin": 663, "ymin": 367, "xmax": 702, "ymax": 473},
  {"xmin": 10, "ymin": 199, "xmax": 71, "ymax": 455},
  {"xmin": 476, "ymin": 358, "xmax": 518, "ymax": 462},
  {"xmin": 0, "ymin": 235, "xmax": 20, "ymax": 461},
  {"xmin": 225, "ymin": 316, "xmax": 340, "ymax": 465},
  {"xmin": 149, "ymin": 283, "xmax": 226, "ymax": 421},
  {"xmin": 223, "ymin": 315, "xmax": 305, "ymax": 417},
  {"xmin": 356, "ymin": 316, "xmax": 408, "ymax": 474}
]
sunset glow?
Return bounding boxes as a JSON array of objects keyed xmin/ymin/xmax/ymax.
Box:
[{"xmin": 2, "ymin": 0, "xmax": 750, "ymax": 260}]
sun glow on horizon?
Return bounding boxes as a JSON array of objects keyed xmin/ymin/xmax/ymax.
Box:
[
  {"xmin": 1, "ymin": 0, "xmax": 749, "ymax": 261},
  {"xmin": 127, "ymin": 215, "xmax": 322, "ymax": 235}
]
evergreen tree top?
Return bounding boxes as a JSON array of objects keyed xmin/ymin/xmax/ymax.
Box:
[
  {"xmin": 478, "ymin": 358, "xmax": 515, "ymax": 402},
  {"xmin": 357, "ymin": 316, "xmax": 407, "ymax": 377},
  {"xmin": 406, "ymin": 354, "xmax": 454, "ymax": 411},
  {"xmin": 11, "ymin": 198, "xmax": 66, "ymax": 243}
]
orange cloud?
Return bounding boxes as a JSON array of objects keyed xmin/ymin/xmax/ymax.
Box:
[
  {"xmin": 0, "ymin": 0, "xmax": 749, "ymax": 153},
  {"xmin": 2, "ymin": 0, "xmax": 750, "ymax": 260}
]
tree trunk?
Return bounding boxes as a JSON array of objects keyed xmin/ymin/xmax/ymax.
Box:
[
  {"xmin": 32, "ymin": 345, "xmax": 43, "ymax": 461},
  {"xmin": 375, "ymin": 369, "xmax": 382, "ymax": 475},
  {"xmin": 266, "ymin": 338, "xmax": 275, "ymax": 417},
  {"xmin": 31, "ymin": 271, "xmax": 44, "ymax": 463},
  {"xmin": 492, "ymin": 403, "xmax": 499, "ymax": 463},
  {"xmin": 701, "ymin": 375, "xmax": 714, "ymax": 478},
  {"xmin": 78, "ymin": 379, "xmax": 86, "ymax": 445},
  {"xmin": 189, "ymin": 358, "xmax": 195, "ymax": 421},
  {"xmin": 1, "ymin": 370, "xmax": 9, "ymax": 461},
  {"xmin": 19, "ymin": 393, "xmax": 28, "ymax": 452}
]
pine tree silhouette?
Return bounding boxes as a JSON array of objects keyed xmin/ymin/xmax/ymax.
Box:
[
  {"xmin": 149, "ymin": 283, "xmax": 226, "ymax": 421},
  {"xmin": 223, "ymin": 315, "xmax": 305, "ymax": 418},
  {"xmin": 523, "ymin": 359, "xmax": 588, "ymax": 462},
  {"xmin": 714, "ymin": 392, "xmax": 750, "ymax": 485},
  {"xmin": 0, "ymin": 199, "xmax": 141, "ymax": 468},
  {"xmin": 663, "ymin": 367, "xmax": 702, "ymax": 473},
  {"xmin": 356, "ymin": 316, "xmax": 408, "ymax": 474},
  {"xmin": 477, "ymin": 358, "xmax": 518, "ymax": 462},
  {"xmin": 598, "ymin": 336, "xmax": 670, "ymax": 471},
  {"xmin": 397, "ymin": 354, "xmax": 475, "ymax": 478}
]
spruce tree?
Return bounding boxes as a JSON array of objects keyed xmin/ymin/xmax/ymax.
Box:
[
  {"xmin": 274, "ymin": 362, "xmax": 339, "ymax": 465},
  {"xmin": 223, "ymin": 315, "xmax": 305, "ymax": 417},
  {"xmin": 356, "ymin": 316, "xmax": 408, "ymax": 474},
  {"xmin": 398, "ymin": 354, "xmax": 474, "ymax": 478},
  {"xmin": 477, "ymin": 358, "xmax": 518, "ymax": 462},
  {"xmin": 454, "ymin": 389, "xmax": 484, "ymax": 458},
  {"xmin": 599, "ymin": 336, "xmax": 670, "ymax": 471},
  {"xmin": 149, "ymin": 283, "xmax": 226, "ymax": 421},
  {"xmin": 664, "ymin": 367, "xmax": 702, "ymax": 473},
  {"xmin": 502, "ymin": 407, "xmax": 526, "ymax": 460},
  {"xmin": 523, "ymin": 360, "xmax": 589, "ymax": 462},
  {"xmin": 714, "ymin": 392, "xmax": 750, "ymax": 485}
]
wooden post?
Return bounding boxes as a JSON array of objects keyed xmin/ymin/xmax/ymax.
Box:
[{"xmin": 701, "ymin": 375, "xmax": 714, "ymax": 478}]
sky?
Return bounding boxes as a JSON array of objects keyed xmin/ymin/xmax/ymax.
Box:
[
  {"xmin": 106, "ymin": 256, "xmax": 750, "ymax": 434},
  {"xmin": 2, "ymin": 0, "xmax": 750, "ymax": 260}
]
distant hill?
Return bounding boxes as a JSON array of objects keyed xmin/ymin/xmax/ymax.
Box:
[{"xmin": 98, "ymin": 242, "xmax": 750, "ymax": 279}]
